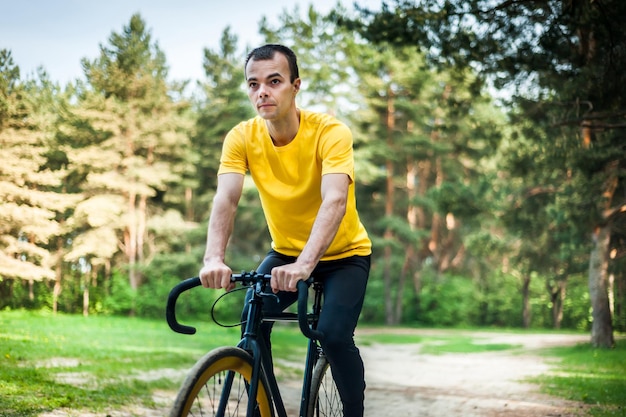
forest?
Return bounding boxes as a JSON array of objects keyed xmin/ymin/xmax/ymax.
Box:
[{"xmin": 1, "ymin": 0, "xmax": 624, "ymax": 348}]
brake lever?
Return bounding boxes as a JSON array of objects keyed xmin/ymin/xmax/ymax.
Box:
[
  {"xmin": 253, "ymin": 281, "xmax": 280, "ymax": 302},
  {"xmin": 258, "ymin": 291, "xmax": 280, "ymax": 302}
]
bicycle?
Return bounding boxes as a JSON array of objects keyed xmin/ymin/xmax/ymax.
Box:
[{"xmin": 166, "ymin": 271, "xmax": 343, "ymax": 417}]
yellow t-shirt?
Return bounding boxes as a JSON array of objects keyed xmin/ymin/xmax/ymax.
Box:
[{"xmin": 218, "ymin": 110, "xmax": 371, "ymax": 260}]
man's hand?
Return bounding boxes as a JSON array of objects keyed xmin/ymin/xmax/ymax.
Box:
[
  {"xmin": 199, "ymin": 261, "xmax": 234, "ymax": 291},
  {"xmin": 270, "ymin": 262, "xmax": 312, "ymax": 293}
]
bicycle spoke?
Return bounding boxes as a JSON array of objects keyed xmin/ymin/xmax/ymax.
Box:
[
  {"xmin": 171, "ymin": 348, "xmax": 270, "ymax": 417},
  {"xmin": 309, "ymin": 357, "xmax": 343, "ymax": 417},
  {"xmin": 319, "ymin": 373, "xmax": 342, "ymax": 416},
  {"xmin": 185, "ymin": 370, "xmax": 249, "ymax": 416}
]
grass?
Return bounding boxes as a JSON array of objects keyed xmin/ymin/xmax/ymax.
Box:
[
  {"xmin": 357, "ymin": 328, "xmax": 522, "ymax": 354},
  {"xmin": 530, "ymin": 341, "xmax": 626, "ymax": 417},
  {"xmin": 0, "ymin": 309, "xmax": 306, "ymax": 417},
  {"xmin": 1, "ymin": 310, "xmax": 624, "ymax": 416}
]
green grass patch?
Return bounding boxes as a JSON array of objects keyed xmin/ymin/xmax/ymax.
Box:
[
  {"xmin": 0, "ymin": 309, "xmax": 243, "ymax": 416},
  {"xmin": 419, "ymin": 338, "xmax": 521, "ymax": 354},
  {"xmin": 530, "ymin": 340, "xmax": 626, "ymax": 417},
  {"xmin": 357, "ymin": 332, "xmax": 426, "ymax": 345},
  {"xmin": 0, "ymin": 310, "xmax": 313, "ymax": 416},
  {"xmin": 357, "ymin": 330, "xmax": 520, "ymax": 354}
]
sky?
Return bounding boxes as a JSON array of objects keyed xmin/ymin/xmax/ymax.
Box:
[{"xmin": 1, "ymin": 0, "xmax": 382, "ymax": 86}]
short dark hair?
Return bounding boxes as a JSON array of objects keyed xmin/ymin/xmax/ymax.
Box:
[{"xmin": 245, "ymin": 44, "xmax": 299, "ymax": 83}]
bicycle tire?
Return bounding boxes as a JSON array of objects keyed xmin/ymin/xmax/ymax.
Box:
[
  {"xmin": 307, "ymin": 355, "xmax": 343, "ymax": 417},
  {"xmin": 170, "ymin": 346, "xmax": 273, "ymax": 417}
]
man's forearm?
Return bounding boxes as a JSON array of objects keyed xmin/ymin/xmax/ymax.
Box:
[
  {"xmin": 203, "ymin": 199, "xmax": 237, "ymax": 263},
  {"xmin": 296, "ymin": 195, "xmax": 346, "ymax": 270},
  {"xmin": 202, "ymin": 173, "xmax": 244, "ymax": 264}
]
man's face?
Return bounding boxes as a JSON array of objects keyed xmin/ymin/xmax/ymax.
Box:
[{"xmin": 245, "ymin": 53, "xmax": 300, "ymax": 121}]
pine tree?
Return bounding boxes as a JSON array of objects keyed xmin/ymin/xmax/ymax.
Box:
[
  {"xmin": 74, "ymin": 14, "xmax": 193, "ymax": 293},
  {"xmin": 0, "ymin": 50, "xmax": 79, "ymax": 299},
  {"xmin": 350, "ymin": 0, "xmax": 626, "ymax": 345}
]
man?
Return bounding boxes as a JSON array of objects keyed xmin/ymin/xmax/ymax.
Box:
[{"xmin": 199, "ymin": 44, "xmax": 371, "ymax": 417}]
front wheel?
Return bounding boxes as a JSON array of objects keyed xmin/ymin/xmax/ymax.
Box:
[
  {"xmin": 307, "ymin": 355, "xmax": 343, "ymax": 417},
  {"xmin": 170, "ymin": 346, "xmax": 273, "ymax": 417}
]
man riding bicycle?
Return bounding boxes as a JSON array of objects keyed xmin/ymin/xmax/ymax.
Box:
[{"xmin": 198, "ymin": 44, "xmax": 371, "ymax": 417}]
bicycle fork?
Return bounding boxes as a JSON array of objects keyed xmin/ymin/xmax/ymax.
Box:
[{"xmin": 214, "ymin": 344, "xmax": 265, "ymax": 417}]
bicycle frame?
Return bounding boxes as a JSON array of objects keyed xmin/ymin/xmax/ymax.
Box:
[
  {"xmin": 166, "ymin": 274, "xmax": 325, "ymax": 417},
  {"xmin": 240, "ymin": 279, "xmax": 325, "ymax": 417}
]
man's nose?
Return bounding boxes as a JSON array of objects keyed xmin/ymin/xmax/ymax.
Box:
[{"xmin": 258, "ymin": 83, "xmax": 269, "ymax": 97}]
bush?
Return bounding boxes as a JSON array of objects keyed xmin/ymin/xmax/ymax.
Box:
[
  {"xmin": 102, "ymin": 272, "xmax": 135, "ymax": 315},
  {"xmin": 418, "ymin": 272, "xmax": 481, "ymax": 327},
  {"xmin": 477, "ymin": 271, "xmax": 524, "ymax": 327}
]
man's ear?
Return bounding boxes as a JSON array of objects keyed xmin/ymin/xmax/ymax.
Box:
[{"xmin": 293, "ymin": 78, "xmax": 301, "ymax": 94}]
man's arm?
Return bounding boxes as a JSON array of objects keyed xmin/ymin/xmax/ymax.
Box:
[
  {"xmin": 270, "ymin": 173, "xmax": 349, "ymax": 292},
  {"xmin": 199, "ymin": 173, "xmax": 244, "ymax": 289}
]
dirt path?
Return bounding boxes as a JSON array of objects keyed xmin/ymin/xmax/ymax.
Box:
[
  {"xmin": 40, "ymin": 330, "xmax": 591, "ymax": 417},
  {"xmin": 357, "ymin": 330, "xmax": 590, "ymax": 417}
]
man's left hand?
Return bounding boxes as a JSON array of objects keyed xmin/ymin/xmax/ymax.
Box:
[{"xmin": 270, "ymin": 263, "xmax": 311, "ymax": 293}]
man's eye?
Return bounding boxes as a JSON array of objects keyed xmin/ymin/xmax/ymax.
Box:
[
  {"xmin": 271, "ymin": 79, "xmax": 280, "ymax": 85},
  {"xmin": 249, "ymin": 82, "xmax": 257, "ymax": 88}
]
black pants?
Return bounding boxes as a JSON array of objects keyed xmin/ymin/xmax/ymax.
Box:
[{"xmin": 242, "ymin": 250, "xmax": 370, "ymax": 417}]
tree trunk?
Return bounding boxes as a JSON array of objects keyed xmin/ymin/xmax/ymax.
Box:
[
  {"xmin": 429, "ymin": 157, "xmax": 443, "ymax": 269},
  {"xmin": 137, "ymin": 193, "xmax": 147, "ymax": 278},
  {"xmin": 82, "ymin": 275, "xmax": 89, "ymax": 317},
  {"xmin": 397, "ymin": 159, "xmax": 418, "ymax": 323},
  {"xmin": 608, "ymin": 272, "xmax": 614, "ymax": 316},
  {"xmin": 383, "ymin": 92, "xmax": 397, "ymax": 325},
  {"xmin": 383, "ymin": 244, "xmax": 394, "ymax": 325},
  {"xmin": 413, "ymin": 159, "xmax": 430, "ymax": 296},
  {"xmin": 589, "ymin": 225, "xmax": 615, "ymax": 347},
  {"xmin": 52, "ymin": 235, "xmax": 64, "ymax": 314},
  {"xmin": 549, "ymin": 279, "xmax": 566, "ymax": 330},
  {"xmin": 616, "ymin": 269, "xmax": 625, "ymax": 332},
  {"xmin": 126, "ymin": 191, "xmax": 139, "ymax": 290},
  {"xmin": 185, "ymin": 186, "xmax": 194, "ymax": 221},
  {"xmin": 578, "ymin": 19, "xmax": 615, "ymax": 348},
  {"xmin": 52, "ymin": 278, "xmax": 61, "ymax": 315}
]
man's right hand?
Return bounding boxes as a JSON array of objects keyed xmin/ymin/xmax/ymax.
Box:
[{"xmin": 199, "ymin": 261, "xmax": 234, "ymax": 291}]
